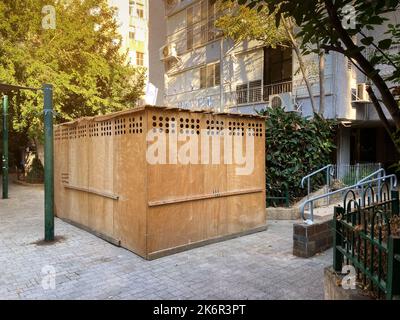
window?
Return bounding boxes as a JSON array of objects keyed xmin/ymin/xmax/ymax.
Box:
[
  {"xmin": 136, "ymin": 52, "xmax": 144, "ymax": 66},
  {"xmin": 201, "ymin": 0, "xmax": 207, "ymax": 20},
  {"xmin": 236, "ymin": 84, "xmax": 248, "ymax": 105},
  {"xmin": 129, "ymin": 31, "xmax": 135, "ymax": 48},
  {"xmin": 186, "ymin": 0, "xmax": 220, "ymax": 51},
  {"xmin": 214, "ymin": 63, "xmax": 221, "ymax": 86},
  {"xmin": 186, "ymin": 7, "xmax": 194, "ymax": 50},
  {"xmin": 129, "ymin": 1, "xmax": 144, "ymax": 18},
  {"xmin": 129, "ymin": 0, "xmax": 135, "ymax": 16},
  {"xmin": 200, "ymin": 63, "xmax": 220, "ymax": 89},
  {"xmin": 236, "ymin": 80, "xmax": 262, "ymax": 105},
  {"xmin": 200, "ymin": 66, "xmax": 207, "ymax": 89},
  {"xmin": 208, "ymin": 0, "xmax": 216, "ymax": 41},
  {"xmin": 200, "ymin": 1, "xmax": 208, "ymax": 44},
  {"xmin": 249, "ymin": 80, "xmax": 262, "ymax": 103},
  {"xmin": 263, "ymin": 46, "xmax": 292, "ymax": 85},
  {"xmin": 137, "ymin": 3, "xmax": 144, "ymax": 18},
  {"xmin": 206, "ymin": 64, "xmax": 215, "ymax": 87}
]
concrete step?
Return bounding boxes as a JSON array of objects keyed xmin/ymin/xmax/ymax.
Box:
[{"xmin": 304, "ymin": 203, "xmax": 340, "ymax": 219}]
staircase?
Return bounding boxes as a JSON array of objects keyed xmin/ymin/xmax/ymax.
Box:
[{"xmin": 300, "ymin": 164, "xmax": 397, "ymax": 222}]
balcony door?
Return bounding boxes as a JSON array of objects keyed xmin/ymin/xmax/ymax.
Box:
[{"xmin": 263, "ymin": 46, "xmax": 292, "ymax": 87}]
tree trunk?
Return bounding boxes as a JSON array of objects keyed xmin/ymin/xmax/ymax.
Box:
[
  {"xmin": 33, "ymin": 137, "xmax": 39, "ymax": 159},
  {"xmin": 366, "ymin": 86, "xmax": 400, "ymax": 154},
  {"xmin": 318, "ymin": 46, "xmax": 325, "ymax": 117},
  {"xmin": 281, "ymin": 16, "xmax": 317, "ymax": 114}
]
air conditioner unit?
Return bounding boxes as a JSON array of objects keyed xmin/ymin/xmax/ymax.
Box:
[
  {"xmin": 159, "ymin": 43, "xmax": 178, "ymax": 61},
  {"xmin": 269, "ymin": 93, "xmax": 296, "ymax": 112},
  {"xmin": 352, "ymin": 83, "xmax": 370, "ymax": 103}
]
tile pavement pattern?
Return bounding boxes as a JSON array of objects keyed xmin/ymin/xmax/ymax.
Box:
[{"xmin": 0, "ymin": 182, "xmax": 332, "ymax": 299}]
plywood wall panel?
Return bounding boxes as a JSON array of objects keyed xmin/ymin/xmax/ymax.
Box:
[
  {"xmin": 69, "ymin": 125, "xmax": 89, "ymax": 227},
  {"xmin": 54, "ymin": 107, "xmax": 266, "ymax": 260},
  {"xmin": 114, "ymin": 112, "xmax": 147, "ymax": 257}
]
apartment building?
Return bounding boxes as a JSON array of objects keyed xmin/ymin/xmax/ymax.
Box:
[
  {"xmin": 161, "ymin": 0, "xmax": 400, "ymax": 169},
  {"xmin": 108, "ymin": 0, "xmax": 166, "ymax": 104}
]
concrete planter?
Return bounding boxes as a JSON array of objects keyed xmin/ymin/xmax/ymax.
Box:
[{"xmin": 324, "ymin": 267, "xmax": 374, "ymax": 300}]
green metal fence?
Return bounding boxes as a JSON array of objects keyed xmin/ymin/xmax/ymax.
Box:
[
  {"xmin": 333, "ymin": 185, "xmax": 400, "ymax": 299},
  {"xmin": 266, "ymin": 186, "xmax": 290, "ymax": 208}
]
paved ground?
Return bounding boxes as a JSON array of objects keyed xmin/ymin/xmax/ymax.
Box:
[{"xmin": 0, "ymin": 182, "xmax": 332, "ymax": 300}]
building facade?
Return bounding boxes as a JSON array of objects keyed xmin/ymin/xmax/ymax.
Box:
[
  {"xmin": 161, "ymin": 0, "xmax": 400, "ymax": 169},
  {"xmin": 108, "ymin": 0, "xmax": 166, "ymax": 105}
]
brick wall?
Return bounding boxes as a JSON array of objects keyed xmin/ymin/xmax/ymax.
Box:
[{"xmin": 293, "ymin": 220, "xmax": 333, "ymax": 258}]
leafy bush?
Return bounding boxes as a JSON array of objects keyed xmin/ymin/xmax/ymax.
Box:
[
  {"xmin": 259, "ymin": 107, "xmax": 336, "ymax": 204},
  {"xmin": 26, "ymin": 157, "xmax": 44, "ymax": 184}
]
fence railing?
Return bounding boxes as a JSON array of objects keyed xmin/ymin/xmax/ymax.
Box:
[
  {"xmin": 167, "ymin": 81, "xmax": 293, "ymax": 110},
  {"xmin": 234, "ymin": 81, "xmax": 293, "ymax": 106},
  {"xmin": 333, "ymin": 186, "xmax": 400, "ymax": 299},
  {"xmin": 300, "ymin": 174, "xmax": 398, "ymax": 222},
  {"xmin": 266, "ymin": 186, "xmax": 290, "ymax": 208},
  {"xmin": 334, "ymin": 163, "xmax": 383, "ymax": 186},
  {"xmin": 300, "ymin": 163, "xmax": 382, "ymax": 198},
  {"xmin": 301, "ymin": 164, "xmax": 334, "ymax": 200}
]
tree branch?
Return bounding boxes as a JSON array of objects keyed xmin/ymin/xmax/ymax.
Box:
[
  {"xmin": 324, "ymin": 0, "xmax": 400, "ymax": 130},
  {"xmin": 358, "ymin": 30, "xmax": 399, "ymax": 72},
  {"xmin": 320, "ymin": 44, "xmax": 345, "ymax": 55},
  {"xmin": 281, "ymin": 16, "xmax": 317, "ymax": 114},
  {"xmin": 366, "ymin": 85, "xmax": 400, "ymax": 154},
  {"xmin": 366, "ymin": 86, "xmax": 392, "ymax": 134}
]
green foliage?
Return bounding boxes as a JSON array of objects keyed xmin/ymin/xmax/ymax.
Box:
[
  {"xmin": 215, "ymin": 0, "xmax": 288, "ymax": 47},
  {"xmin": 0, "ymin": 0, "xmax": 145, "ymax": 142},
  {"xmin": 26, "ymin": 156, "xmax": 44, "ymax": 184},
  {"xmin": 237, "ymin": 0, "xmax": 400, "ymax": 66},
  {"xmin": 234, "ymin": 0, "xmax": 400, "ymax": 162},
  {"xmin": 260, "ymin": 107, "xmax": 336, "ymax": 202}
]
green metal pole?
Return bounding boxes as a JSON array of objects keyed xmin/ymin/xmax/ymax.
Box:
[
  {"xmin": 392, "ymin": 191, "xmax": 399, "ymax": 216},
  {"xmin": 2, "ymin": 95, "xmax": 9, "ymax": 199},
  {"xmin": 333, "ymin": 206, "xmax": 345, "ymax": 272},
  {"xmin": 43, "ymin": 84, "xmax": 54, "ymax": 241},
  {"xmin": 386, "ymin": 236, "xmax": 400, "ymax": 300}
]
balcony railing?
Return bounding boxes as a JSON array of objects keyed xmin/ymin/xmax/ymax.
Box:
[
  {"xmin": 165, "ymin": 81, "xmax": 295, "ymax": 110},
  {"xmin": 233, "ymin": 81, "xmax": 293, "ymax": 106}
]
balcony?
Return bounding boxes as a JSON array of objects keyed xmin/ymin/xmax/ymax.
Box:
[
  {"xmin": 232, "ymin": 81, "xmax": 293, "ymax": 106},
  {"xmin": 165, "ymin": 81, "xmax": 294, "ymax": 111}
]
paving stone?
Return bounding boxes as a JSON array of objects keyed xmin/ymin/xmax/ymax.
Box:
[{"xmin": 0, "ymin": 183, "xmax": 332, "ymax": 299}]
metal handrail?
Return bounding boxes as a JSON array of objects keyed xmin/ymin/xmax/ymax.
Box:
[
  {"xmin": 300, "ymin": 164, "xmax": 334, "ymax": 199},
  {"xmin": 357, "ymin": 168, "xmax": 386, "ymax": 203},
  {"xmin": 300, "ymin": 174, "xmax": 398, "ymax": 223},
  {"xmin": 357, "ymin": 168, "xmax": 386, "ymax": 185}
]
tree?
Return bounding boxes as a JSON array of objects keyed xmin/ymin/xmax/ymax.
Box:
[
  {"xmin": 261, "ymin": 106, "xmax": 336, "ymax": 203},
  {"xmin": 216, "ymin": 1, "xmax": 324, "ymax": 114},
  {"xmin": 0, "ymin": 0, "xmax": 145, "ymax": 145},
  {"xmin": 238, "ymin": 0, "xmax": 400, "ymax": 154}
]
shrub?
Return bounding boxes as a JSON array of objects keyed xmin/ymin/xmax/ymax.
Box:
[
  {"xmin": 259, "ymin": 107, "xmax": 336, "ymax": 204},
  {"xmin": 26, "ymin": 156, "xmax": 44, "ymax": 184}
]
